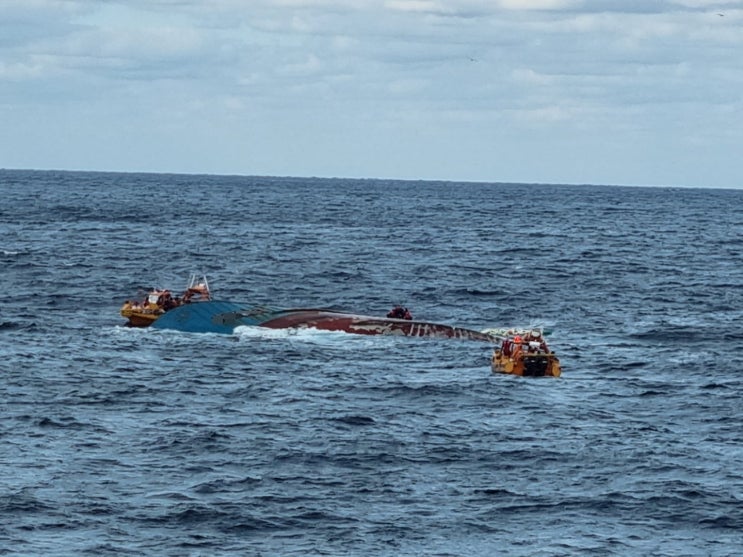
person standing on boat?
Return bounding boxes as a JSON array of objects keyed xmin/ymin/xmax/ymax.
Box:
[
  {"xmin": 387, "ymin": 304, "xmax": 413, "ymax": 320},
  {"xmin": 159, "ymin": 290, "xmax": 177, "ymax": 311},
  {"xmin": 524, "ymin": 329, "xmax": 550, "ymax": 353},
  {"xmin": 512, "ymin": 335, "xmax": 523, "ymax": 357}
]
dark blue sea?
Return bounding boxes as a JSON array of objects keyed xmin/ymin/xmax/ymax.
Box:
[{"xmin": 1, "ymin": 169, "xmax": 741, "ymax": 556}]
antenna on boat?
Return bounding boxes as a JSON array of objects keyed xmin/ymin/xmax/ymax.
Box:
[{"xmin": 187, "ymin": 272, "xmax": 206, "ymax": 289}]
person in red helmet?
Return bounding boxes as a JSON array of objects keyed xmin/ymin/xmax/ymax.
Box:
[{"xmin": 512, "ymin": 335, "xmax": 523, "ymax": 357}]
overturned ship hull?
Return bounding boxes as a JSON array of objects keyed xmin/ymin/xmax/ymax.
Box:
[{"xmin": 150, "ymin": 300, "xmax": 495, "ymax": 342}]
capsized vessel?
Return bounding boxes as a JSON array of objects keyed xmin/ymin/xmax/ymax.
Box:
[{"xmin": 121, "ymin": 276, "xmax": 499, "ymax": 341}]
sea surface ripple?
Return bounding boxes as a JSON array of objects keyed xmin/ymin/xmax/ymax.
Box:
[{"xmin": 1, "ymin": 170, "xmax": 742, "ymax": 556}]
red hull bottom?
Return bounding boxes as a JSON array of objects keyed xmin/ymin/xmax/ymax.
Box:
[{"xmin": 260, "ymin": 311, "xmax": 495, "ymax": 342}]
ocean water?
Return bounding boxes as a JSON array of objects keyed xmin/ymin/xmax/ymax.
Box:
[{"xmin": 1, "ymin": 169, "xmax": 741, "ymax": 556}]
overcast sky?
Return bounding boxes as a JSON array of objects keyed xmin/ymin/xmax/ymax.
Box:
[{"xmin": 1, "ymin": 0, "xmax": 741, "ymax": 188}]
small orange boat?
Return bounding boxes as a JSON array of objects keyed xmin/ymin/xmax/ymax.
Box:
[
  {"xmin": 491, "ymin": 329, "xmax": 561, "ymax": 377},
  {"xmin": 120, "ymin": 275, "xmax": 211, "ymax": 327}
]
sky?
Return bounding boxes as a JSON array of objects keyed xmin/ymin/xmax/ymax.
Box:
[{"xmin": 1, "ymin": 0, "xmax": 742, "ymax": 188}]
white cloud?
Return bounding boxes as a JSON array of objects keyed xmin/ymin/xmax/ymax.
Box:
[
  {"xmin": 497, "ymin": 0, "xmax": 578, "ymax": 9},
  {"xmin": 0, "ymin": 0, "xmax": 742, "ymax": 187}
]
